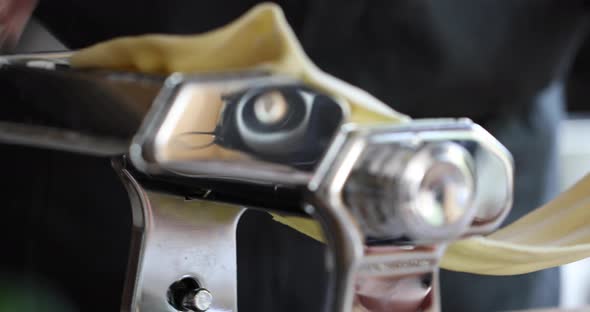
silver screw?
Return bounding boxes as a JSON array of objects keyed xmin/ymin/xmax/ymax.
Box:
[{"xmin": 183, "ymin": 288, "xmax": 213, "ymax": 312}]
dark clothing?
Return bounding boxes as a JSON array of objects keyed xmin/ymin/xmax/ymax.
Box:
[
  {"xmin": 34, "ymin": 0, "xmax": 588, "ymax": 118},
  {"xmin": 440, "ymin": 81, "xmax": 565, "ymax": 311},
  {"xmin": 4, "ymin": 0, "xmax": 589, "ymax": 311}
]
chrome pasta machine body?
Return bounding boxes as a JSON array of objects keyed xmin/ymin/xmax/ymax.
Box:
[{"xmin": 0, "ymin": 53, "xmax": 513, "ymax": 312}]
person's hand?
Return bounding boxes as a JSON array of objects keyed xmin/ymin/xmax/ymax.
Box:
[{"xmin": 0, "ymin": 0, "xmax": 37, "ymax": 52}]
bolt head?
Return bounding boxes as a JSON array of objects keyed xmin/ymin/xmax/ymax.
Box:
[{"xmin": 193, "ymin": 288, "xmax": 212, "ymax": 311}]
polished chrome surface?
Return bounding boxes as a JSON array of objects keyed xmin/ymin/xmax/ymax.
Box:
[
  {"xmin": 190, "ymin": 289, "xmax": 213, "ymax": 312},
  {"xmin": 1, "ymin": 56, "xmax": 345, "ymax": 170},
  {"xmin": 354, "ymin": 269, "xmax": 440, "ymax": 312},
  {"xmin": 131, "ymin": 74, "xmax": 347, "ymax": 185},
  {"xmin": 0, "ymin": 54, "xmax": 158, "ymax": 156},
  {"xmin": 0, "ymin": 51, "xmax": 72, "ymax": 64},
  {"xmin": 343, "ymin": 141, "xmax": 476, "ymax": 242},
  {"xmin": 0, "ymin": 121, "xmax": 129, "ymax": 156},
  {"xmin": 1, "ymin": 57, "xmax": 515, "ymax": 312},
  {"xmin": 308, "ymin": 118, "xmax": 513, "ymax": 312},
  {"xmin": 171, "ymin": 283, "xmax": 214, "ymax": 312},
  {"xmin": 115, "ymin": 162, "xmax": 244, "ymax": 312},
  {"xmin": 408, "ymin": 143, "xmax": 474, "ymax": 227}
]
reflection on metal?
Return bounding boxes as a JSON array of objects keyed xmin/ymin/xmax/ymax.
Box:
[
  {"xmin": 308, "ymin": 119, "xmax": 513, "ymax": 312},
  {"xmin": 343, "ymin": 141, "xmax": 476, "ymax": 242},
  {"xmin": 114, "ymin": 160, "xmax": 245, "ymax": 312},
  {"xmin": 0, "ymin": 55, "xmax": 160, "ymax": 156},
  {"xmin": 1, "ymin": 57, "xmax": 515, "ymax": 312},
  {"xmin": 0, "ymin": 51, "xmax": 72, "ymax": 64},
  {"xmin": 0, "ymin": 121, "xmax": 129, "ymax": 156},
  {"xmin": 125, "ymin": 115, "xmax": 513, "ymax": 312},
  {"xmin": 131, "ymin": 74, "xmax": 346, "ymax": 184},
  {"xmin": 188, "ymin": 288, "xmax": 213, "ymax": 312},
  {"xmin": 355, "ymin": 270, "xmax": 439, "ymax": 312}
]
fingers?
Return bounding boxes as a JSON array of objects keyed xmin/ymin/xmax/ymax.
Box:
[{"xmin": 0, "ymin": 0, "xmax": 37, "ymax": 52}]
